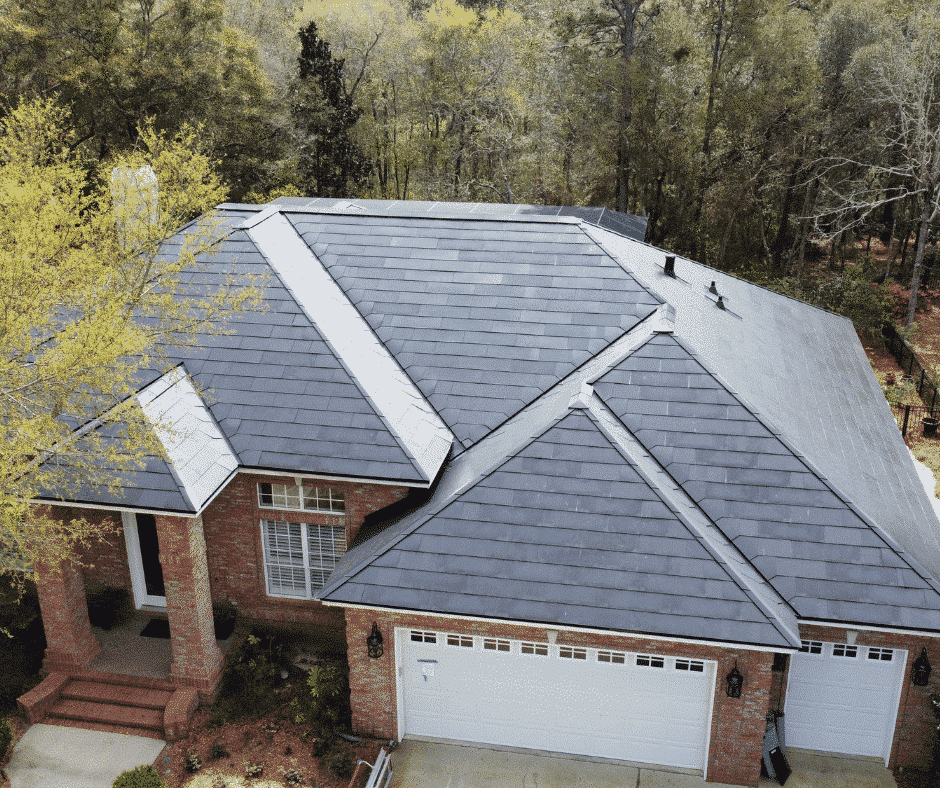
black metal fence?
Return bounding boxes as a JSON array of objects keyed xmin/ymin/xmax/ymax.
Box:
[
  {"xmin": 891, "ymin": 403, "xmax": 940, "ymax": 437},
  {"xmin": 882, "ymin": 323, "xmax": 940, "ymax": 413}
]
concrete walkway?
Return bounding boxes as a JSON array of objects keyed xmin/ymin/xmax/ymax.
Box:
[
  {"xmin": 6, "ymin": 724, "xmax": 166, "ymax": 788},
  {"xmin": 388, "ymin": 740, "xmax": 897, "ymax": 788}
]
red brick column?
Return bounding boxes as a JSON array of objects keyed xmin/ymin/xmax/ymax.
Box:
[
  {"xmin": 35, "ymin": 557, "xmax": 100, "ymax": 671},
  {"xmin": 155, "ymin": 514, "xmax": 223, "ymax": 693}
]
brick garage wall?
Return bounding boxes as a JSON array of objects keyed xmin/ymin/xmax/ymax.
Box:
[
  {"xmin": 344, "ymin": 608, "xmax": 774, "ymax": 788},
  {"xmin": 201, "ymin": 474, "xmax": 409, "ymax": 631},
  {"xmin": 799, "ymin": 623, "xmax": 940, "ymax": 773}
]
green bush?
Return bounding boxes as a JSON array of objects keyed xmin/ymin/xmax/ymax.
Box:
[
  {"xmin": 111, "ymin": 764, "xmax": 166, "ymax": 788},
  {"xmin": 304, "ymin": 659, "xmax": 352, "ymax": 732},
  {"xmin": 328, "ymin": 748, "xmax": 354, "ymax": 781},
  {"xmin": 214, "ymin": 630, "xmax": 289, "ymax": 721},
  {"xmin": 0, "ymin": 719, "xmax": 12, "ymax": 762}
]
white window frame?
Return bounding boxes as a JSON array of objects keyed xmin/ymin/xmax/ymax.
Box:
[
  {"xmin": 260, "ymin": 519, "xmax": 346, "ymax": 599},
  {"xmin": 257, "ymin": 482, "xmax": 346, "ymax": 514}
]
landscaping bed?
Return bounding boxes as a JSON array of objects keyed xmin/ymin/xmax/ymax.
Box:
[{"xmin": 155, "ymin": 629, "xmax": 385, "ymax": 788}]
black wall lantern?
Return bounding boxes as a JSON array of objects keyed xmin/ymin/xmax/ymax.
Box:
[
  {"xmin": 726, "ymin": 662, "xmax": 744, "ymax": 698},
  {"xmin": 367, "ymin": 622, "xmax": 384, "ymax": 659},
  {"xmin": 913, "ymin": 648, "xmax": 932, "ymax": 686}
]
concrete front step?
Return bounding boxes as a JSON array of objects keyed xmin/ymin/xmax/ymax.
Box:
[{"xmin": 40, "ymin": 716, "xmax": 167, "ymax": 741}]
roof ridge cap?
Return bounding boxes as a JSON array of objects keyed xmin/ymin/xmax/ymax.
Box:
[{"xmin": 585, "ymin": 396, "xmax": 801, "ymax": 649}]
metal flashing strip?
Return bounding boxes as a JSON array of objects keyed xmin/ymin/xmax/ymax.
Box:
[
  {"xmin": 318, "ymin": 310, "xmax": 663, "ymax": 599},
  {"xmin": 247, "ymin": 212, "xmax": 453, "ymax": 483},
  {"xmin": 587, "ymin": 395, "xmax": 802, "ymax": 650},
  {"xmin": 322, "ymin": 601, "xmax": 797, "ymax": 653},
  {"xmin": 137, "ymin": 366, "xmax": 239, "ymax": 511}
]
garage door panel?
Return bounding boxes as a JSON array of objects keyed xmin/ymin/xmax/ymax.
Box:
[
  {"xmin": 784, "ymin": 642, "xmax": 905, "ymax": 761},
  {"xmin": 399, "ymin": 630, "xmax": 714, "ymax": 771}
]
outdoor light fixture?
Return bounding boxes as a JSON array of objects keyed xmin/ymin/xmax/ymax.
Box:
[
  {"xmin": 726, "ymin": 662, "xmax": 744, "ymax": 698},
  {"xmin": 913, "ymin": 648, "xmax": 932, "ymax": 686},
  {"xmin": 367, "ymin": 622, "xmax": 384, "ymax": 659}
]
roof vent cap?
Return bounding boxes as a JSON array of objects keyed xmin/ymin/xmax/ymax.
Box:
[
  {"xmin": 708, "ymin": 281, "xmax": 718, "ymax": 295},
  {"xmin": 716, "ymin": 295, "xmax": 727, "ymax": 311},
  {"xmin": 664, "ymin": 255, "xmax": 676, "ymax": 278}
]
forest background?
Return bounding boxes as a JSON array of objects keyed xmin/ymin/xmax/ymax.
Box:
[{"xmin": 2, "ymin": 0, "xmax": 940, "ymax": 331}]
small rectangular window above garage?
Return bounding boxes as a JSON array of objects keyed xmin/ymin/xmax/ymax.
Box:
[
  {"xmin": 867, "ymin": 647, "xmax": 894, "ymax": 661},
  {"xmin": 799, "ymin": 640, "xmax": 823, "ymax": 654},
  {"xmin": 447, "ymin": 634, "xmax": 473, "ymax": 648},
  {"xmin": 597, "ymin": 650, "xmax": 626, "ymax": 664},
  {"xmin": 559, "ymin": 646, "xmax": 587, "ymax": 660},
  {"xmin": 676, "ymin": 659, "xmax": 705, "ymax": 672},
  {"xmin": 484, "ymin": 638, "xmax": 510, "ymax": 652},
  {"xmin": 636, "ymin": 654, "xmax": 665, "ymax": 668},
  {"xmin": 410, "ymin": 630, "xmax": 437, "ymax": 643}
]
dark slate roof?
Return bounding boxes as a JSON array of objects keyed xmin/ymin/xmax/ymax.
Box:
[
  {"xmin": 321, "ymin": 409, "xmax": 795, "ymax": 648},
  {"xmin": 166, "ymin": 227, "xmax": 430, "ymax": 483},
  {"xmin": 250, "ymin": 197, "xmax": 649, "ymax": 243},
  {"xmin": 593, "ymin": 333, "xmax": 940, "ymax": 631},
  {"xmin": 283, "ymin": 210, "xmax": 661, "ymax": 446},
  {"xmin": 586, "ymin": 226, "xmax": 940, "ymax": 616},
  {"xmin": 36, "ymin": 421, "xmax": 195, "ymax": 514}
]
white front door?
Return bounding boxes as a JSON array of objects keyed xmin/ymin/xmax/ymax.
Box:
[
  {"xmin": 122, "ymin": 511, "xmax": 167, "ymax": 608},
  {"xmin": 784, "ymin": 640, "xmax": 906, "ymax": 763},
  {"xmin": 396, "ymin": 628, "xmax": 716, "ymax": 774}
]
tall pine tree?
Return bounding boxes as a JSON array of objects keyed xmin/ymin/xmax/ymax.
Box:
[{"xmin": 292, "ymin": 22, "xmax": 371, "ymax": 197}]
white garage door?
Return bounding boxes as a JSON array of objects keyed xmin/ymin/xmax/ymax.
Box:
[
  {"xmin": 397, "ymin": 629, "xmax": 716, "ymax": 771},
  {"xmin": 784, "ymin": 640, "xmax": 906, "ymax": 762}
]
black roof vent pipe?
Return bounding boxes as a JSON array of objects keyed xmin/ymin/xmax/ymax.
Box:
[
  {"xmin": 664, "ymin": 255, "xmax": 676, "ymax": 278},
  {"xmin": 709, "ymin": 281, "xmax": 718, "ymax": 295},
  {"xmin": 716, "ymin": 296, "xmax": 727, "ymax": 310}
]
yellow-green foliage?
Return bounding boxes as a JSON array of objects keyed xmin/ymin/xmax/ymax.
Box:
[{"xmin": 0, "ymin": 97, "xmax": 261, "ymax": 575}]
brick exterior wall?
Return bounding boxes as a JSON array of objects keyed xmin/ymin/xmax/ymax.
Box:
[
  {"xmin": 343, "ymin": 608, "xmax": 775, "ymax": 788},
  {"xmin": 154, "ymin": 514, "xmax": 224, "ymax": 691},
  {"xmin": 35, "ymin": 555, "xmax": 101, "ymax": 671},
  {"xmin": 75, "ymin": 473, "xmax": 409, "ymax": 634},
  {"xmin": 199, "ymin": 473, "xmax": 409, "ymax": 631},
  {"xmin": 798, "ymin": 623, "xmax": 940, "ymax": 773}
]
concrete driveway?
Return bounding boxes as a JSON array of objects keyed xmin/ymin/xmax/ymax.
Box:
[{"xmin": 387, "ymin": 740, "xmax": 897, "ymax": 788}]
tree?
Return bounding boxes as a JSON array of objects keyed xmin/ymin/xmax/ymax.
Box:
[
  {"xmin": 0, "ymin": 0, "xmax": 278, "ymax": 200},
  {"xmin": 292, "ymin": 21, "xmax": 373, "ymax": 197},
  {"xmin": 811, "ymin": 3, "xmax": 940, "ymax": 327},
  {"xmin": 0, "ymin": 97, "xmax": 258, "ymax": 573}
]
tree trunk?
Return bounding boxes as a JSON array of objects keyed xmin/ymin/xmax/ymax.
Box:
[
  {"xmin": 906, "ymin": 200, "xmax": 931, "ymax": 328},
  {"xmin": 772, "ymin": 160, "xmax": 800, "ymax": 274}
]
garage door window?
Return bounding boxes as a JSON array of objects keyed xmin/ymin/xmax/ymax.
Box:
[
  {"xmin": 521, "ymin": 642, "xmax": 548, "ymax": 656},
  {"xmin": 799, "ymin": 640, "xmax": 822, "ymax": 654},
  {"xmin": 261, "ymin": 520, "xmax": 345, "ymax": 597},
  {"xmin": 447, "ymin": 634, "xmax": 473, "ymax": 648},
  {"xmin": 484, "ymin": 638, "xmax": 510, "ymax": 652},
  {"xmin": 833, "ymin": 644, "xmax": 858, "ymax": 658},
  {"xmin": 868, "ymin": 647, "xmax": 894, "ymax": 661},
  {"xmin": 411, "ymin": 630, "xmax": 436, "ymax": 643},
  {"xmin": 676, "ymin": 659, "xmax": 706, "ymax": 672},
  {"xmin": 637, "ymin": 654, "xmax": 665, "ymax": 668},
  {"xmin": 598, "ymin": 650, "xmax": 626, "ymax": 664},
  {"xmin": 559, "ymin": 646, "xmax": 587, "ymax": 660}
]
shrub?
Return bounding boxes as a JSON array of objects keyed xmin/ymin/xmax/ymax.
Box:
[
  {"xmin": 302, "ymin": 658, "xmax": 352, "ymax": 733},
  {"xmin": 328, "ymin": 749, "xmax": 354, "ymax": 781},
  {"xmin": 214, "ymin": 630, "xmax": 288, "ymax": 720},
  {"xmin": 0, "ymin": 719, "xmax": 12, "ymax": 763},
  {"xmin": 0, "ymin": 576, "xmax": 46, "ymax": 712},
  {"xmin": 112, "ymin": 765, "xmax": 166, "ymax": 788}
]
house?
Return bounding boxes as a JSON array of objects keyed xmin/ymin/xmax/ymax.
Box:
[{"xmin": 22, "ymin": 197, "xmax": 940, "ymax": 787}]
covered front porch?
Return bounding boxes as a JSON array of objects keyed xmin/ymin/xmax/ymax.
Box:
[{"xmin": 20, "ymin": 508, "xmax": 230, "ymax": 741}]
